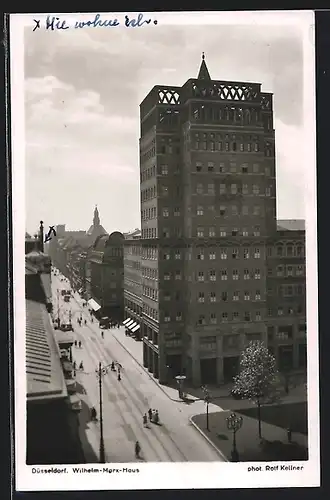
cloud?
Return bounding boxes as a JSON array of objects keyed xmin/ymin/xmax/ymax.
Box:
[
  {"xmin": 23, "ymin": 19, "xmax": 309, "ymax": 232},
  {"xmin": 25, "ymin": 74, "xmax": 138, "ymax": 177}
]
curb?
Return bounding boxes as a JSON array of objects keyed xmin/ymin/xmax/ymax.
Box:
[
  {"xmin": 111, "ymin": 333, "xmax": 184, "ymax": 403},
  {"xmin": 189, "ymin": 416, "xmax": 229, "ymax": 462},
  {"xmin": 70, "ymin": 289, "xmax": 194, "ymax": 405}
]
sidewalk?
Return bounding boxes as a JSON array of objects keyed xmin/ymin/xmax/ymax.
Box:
[
  {"xmin": 108, "ymin": 328, "xmax": 307, "ymax": 410},
  {"xmin": 110, "ymin": 327, "xmax": 199, "ymax": 404},
  {"xmin": 191, "ymin": 410, "xmax": 308, "ymax": 462}
]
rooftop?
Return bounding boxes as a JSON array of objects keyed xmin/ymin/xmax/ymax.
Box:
[
  {"xmin": 277, "ymin": 220, "xmax": 305, "ymax": 232},
  {"xmin": 124, "ymin": 229, "xmax": 141, "ymax": 240},
  {"xmin": 26, "ymin": 299, "xmax": 67, "ymax": 402}
]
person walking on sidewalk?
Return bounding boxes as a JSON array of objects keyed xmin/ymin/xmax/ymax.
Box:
[
  {"xmin": 153, "ymin": 410, "xmax": 159, "ymax": 425},
  {"xmin": 148, "ymin": 408, "xmax": 152, "ymax": 422},
  {"xmin": 117, "ymin": 371, "xmax": 121, "ymax": 381},
  {"xmin": 135, "ymin": 441, "xmax": 141, "ymax": 459},
  {"xmin": 78, "ymin": 340, "xmax": 82, "ymax": 348},
  {"xmin": 143, "ymin": 413, "xmax": 148, "ymax": 427},
  {"xmin": 101, "ymin": 331, "xmax": 104, "ymax": 339}
]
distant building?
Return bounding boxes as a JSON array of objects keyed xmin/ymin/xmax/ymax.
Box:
[
  {"xmin": 123, "ymin": 229, "xmax": 142, "ymax": 339},
  {"xmin": 47, "ymin": 206, "xmax": 108, "ymax": 291},
  {"xmin": 88, "ymin": 232, "xmax": 125, "ymax": 320},
  {"xmin": 134, "ymin": 54, "xmax": 306, "ymax": 386}
]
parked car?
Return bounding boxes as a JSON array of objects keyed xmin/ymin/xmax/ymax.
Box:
[
  {"xmin": 60, "ymin": 323, "xmax": 73, "ymax": 332},
  {"xmin": 99, "ymin": 317, "xmax": 110, "ymax": 329}
]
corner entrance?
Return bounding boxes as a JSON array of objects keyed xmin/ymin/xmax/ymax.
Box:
[
  {"xmin": 223, "ymin": 356, "xmax": 240, "ymax": 383},
  {"xmin": 200, "ymin": 358, "xmax": 217, "ymax": 385}
]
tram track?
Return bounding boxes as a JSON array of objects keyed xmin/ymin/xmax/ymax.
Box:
[
  {"xmin": 81, "ymin": 323, "xmax": 188, "ymax": 462},
  {"xmin": 66, "ymin": 290, "xmax": 188, "ymax": 462}
]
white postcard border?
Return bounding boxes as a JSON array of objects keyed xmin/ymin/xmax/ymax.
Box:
[{"xmin": 11, "ymin": 10, "xmax": 320, "ymax": 491}]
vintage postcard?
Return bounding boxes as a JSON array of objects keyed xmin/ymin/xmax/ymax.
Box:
[{"xmin": 10, "ymin": 10, "xmax": 319, "ymax": 491}]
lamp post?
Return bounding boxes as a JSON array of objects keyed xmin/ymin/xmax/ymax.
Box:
[
  {"xmin": 202, "ymin": 386, "xmax": 212, "ymax": 431},
  {"xmin": 226, "ymin": 412, "xmax": 243, "ymax": 462},
  {"xmin": 95, "ymin": 362, "xmax": 111, "ymax": 464}
]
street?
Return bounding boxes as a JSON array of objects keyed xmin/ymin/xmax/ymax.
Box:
[{"xmin": 52, "ymin": 273, "xmax": 224, "ymax": 463}]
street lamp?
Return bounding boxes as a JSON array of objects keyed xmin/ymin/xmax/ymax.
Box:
[
  {"xmin": 226, "ymin": 412, "xmax": 243, "ymax": 462},
  {"xmin": 202, "ymin": 386, "xmax": 212, "ymax": 431},
  {"xmin": 95, "ymin": 362, "xmax": 111, "ymax": 464}
]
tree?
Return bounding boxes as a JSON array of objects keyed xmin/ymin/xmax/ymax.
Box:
[{"xmin": 233, "ymin": 341, "xmax": 280, "ymax": 440}]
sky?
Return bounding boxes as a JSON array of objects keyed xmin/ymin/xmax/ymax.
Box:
[{"xmin": 24, "ymin": 15, "xmax": 309, "ymax": 235}]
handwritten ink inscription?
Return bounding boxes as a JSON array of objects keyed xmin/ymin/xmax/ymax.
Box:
[
  {"xmin": 75, "ymin": 14, "xmax": 120, "ymax": 29},
  {"xmin": 46, "ymin": 16, "xmax": 69, "ymax": 31},
  {"xmin": 40, "ymin": 14, "xmax": 157, "ymax": 31}
]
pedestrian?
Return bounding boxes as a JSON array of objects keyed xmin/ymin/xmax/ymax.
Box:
[
  {"xmin": 74, "ymin": 340, "xmax": 77, "ymax": 347},
  {"xmin": 79, "ymin": 361, "xmax": 84, "ymax": 371},
  {"xmin": 101, "ymin": 331, "xmax": 104, "ymax": 339},
  {"xmin": 73, "ymin": 369, "xmax": 76, "ymax": 377},
  {"xmin": 117, "ymin": 323, "xmax": 120, "ymax": 329},
  {"xmin": 154, "ymin": 410, "xmax": 159, "ymax": 425},
  {"xmin": 91, "ymin": 317, "xmax": 94, "ymax": 323},
  {"xmin": 148, "ymin": 408, "xmax": 152, "ymax": 422},
  {"xmin": 143, "ymin": 413, "xmax": 148, "ymax": 427},
  {"xmin": 135, "ymin": 441, "xmax": 141, "ymax": 459},
  {"xmin": 84, "ymin": 319, "xmax": 87, "ymax": 325},
  {"xmin": 117, "ymin": 372, "xmax": 121, "ymax": 381},
  {"xmin": 73, "ymin": 360, "xmax": 76, "ymax": 369},
  {"xmin": 78, "ymin": 340, "xmax": 82, "ymax": 348}
]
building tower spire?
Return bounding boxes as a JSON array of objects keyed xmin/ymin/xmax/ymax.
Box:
[
  {"xmin": 93, "ymin": 205, "xmax": 100, "ymax": 227},
  {"xmin": 197, "ymin": 52, "xmax": 211, "ymax": 81}
]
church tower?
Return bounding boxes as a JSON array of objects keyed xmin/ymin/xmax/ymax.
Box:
[
  {"xmin": 87, "ymin": 205, "xmax": 108, "ymax": 242},
  {"xmin": 93, "ymin": 205, "xmax": 100, "ymax": 227}
]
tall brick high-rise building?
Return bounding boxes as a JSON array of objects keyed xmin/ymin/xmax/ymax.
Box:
[{"xmin": 135, "ymin": 54, "xmax": 306, "ymax": 386}]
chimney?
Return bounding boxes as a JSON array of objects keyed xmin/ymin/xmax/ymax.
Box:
[{"xmin": 39, "ymin": 221, "xmax": 44, "ymax": 253}]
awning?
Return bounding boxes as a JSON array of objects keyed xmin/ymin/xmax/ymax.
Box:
[
  {"xmin": 127, "ymin": 321, "xmax": 137, "ymax": 331},
  {"xmin": 125, "ymin": 319, "xmax": 134, "ymax": 328},
  {"xmin": 69, "ymin": 394, "xmax": 82, "ymax": 412},
  {"xmin": 88, "ymin": 298, "xmax": 101, "ymax": 311},
  {"xmin": 132, "ymin": 324, "xmax": 140, "ymax": 333},
  {"xmin": 123, "ymin": 318, "xmax": 131, "ymax": 326}
]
